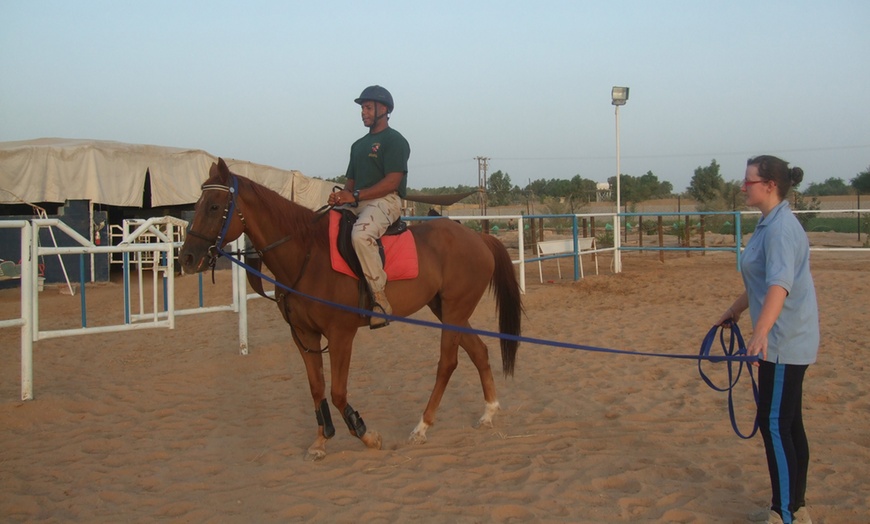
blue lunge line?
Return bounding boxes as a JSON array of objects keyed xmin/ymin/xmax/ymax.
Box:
[
  {"xmin": 697, "ymin": 322, "xmax": 760, "ymax": 439},
  {"xmin": 215, "ymin": 245, "xmax": 758, "ymax": 365}
]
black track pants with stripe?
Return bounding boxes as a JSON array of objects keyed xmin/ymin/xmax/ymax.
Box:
[{"xmin": 757, "ymin": 360, "xmax": 809, "ymax": 523}]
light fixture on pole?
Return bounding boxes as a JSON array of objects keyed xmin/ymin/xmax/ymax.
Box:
[{"xmin": 611, "ymin": 86, "xmax": 629, "ymax": 273}]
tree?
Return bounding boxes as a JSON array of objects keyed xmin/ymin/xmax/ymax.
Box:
[
  {"xmin": 546, "ymin": 179, "xmax": 573, "ymax": 198},
  {"xmin": 324, "ymin": 175, "xmax": 347, "ymax": 185},
  {"xmin": 804, "ymin": 177, "xmax": 850, "ymax": 196},
  {"xmin": 522, "ymin": 176, "xmax": 597, "ymax": 201},
  {"xmin": 687, "ymin": 160, "xmax": 724, "ymax": 204},
  {"xmin": 568, "ymin": 175, "xmax": 599, "ymax": 204},
  {"xmin": 525, "ymin": 178, "xmax": 548, "ymax": 199},
  {"xmin": 487, "ymin": 170, "xmax": 513, "ymax": 207},
  {"xmin": 852, "ymin": 166, "xmax": 870, "ymax": 194},
  {"xmin": 608, "ymin": 171, "xmax": 673, "ymax": 205},
  {"xmin": 792, "ymin": 191, "xmax": 821, "ymax": 231},
  {"xmin": 642, "ymin": 171, "xmax": 673, "ymax": 198},
  {"xmin": 720, "ymin": 180, "xmax": 743, "ymax": 211}
]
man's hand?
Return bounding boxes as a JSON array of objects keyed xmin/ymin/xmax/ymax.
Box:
[{"xmin": 328, "ymin": 189, "xmax": 352, "ymax": 206}]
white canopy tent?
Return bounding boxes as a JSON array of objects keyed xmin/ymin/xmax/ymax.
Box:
[{"xmin": 0, "ymin": 138, "xmax": 334, "ymax": 210}]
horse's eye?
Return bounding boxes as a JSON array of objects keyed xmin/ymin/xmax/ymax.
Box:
[{"xmin": 210, "ymin": 204, "xmax": 220, "ymax": 211}]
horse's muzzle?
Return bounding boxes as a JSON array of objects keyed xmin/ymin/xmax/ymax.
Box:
[{"xmin": 179, "ymin": 248, "xmax": 206, "ymax": 274}]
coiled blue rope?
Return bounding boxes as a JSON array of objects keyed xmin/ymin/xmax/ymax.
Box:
[{"xmin": 697, "ymin": 322, "xmax": 759, "ymax": 439}]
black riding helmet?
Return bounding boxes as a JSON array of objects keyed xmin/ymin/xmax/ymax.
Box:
[{"xmin": 354, "ymin": 85, "xmax": 394, "ymax": 113}]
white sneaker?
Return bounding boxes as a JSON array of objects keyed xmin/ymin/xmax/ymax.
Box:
[
  {"xmin": 748, "ymin": 508, "xmax": 782, "ymax": 523},
  {"xmin": 748, "ymin": 507, "xmax": 811, "ymax": 524},
  {"xmin": 794, "ymin": 507, "xmax": 812, "ymax": 524}
]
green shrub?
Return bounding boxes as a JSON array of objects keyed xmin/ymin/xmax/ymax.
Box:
[{"xmin": 597, "ymin": 230, "xmax": 614, "ymax": 248}]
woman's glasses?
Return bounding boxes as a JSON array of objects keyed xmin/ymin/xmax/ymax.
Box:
[{"xmin": 742, "ymin": 179, "xmax": 766, "ymax": 187}]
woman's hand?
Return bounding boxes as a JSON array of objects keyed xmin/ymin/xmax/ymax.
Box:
[
  {"xmin": 745, "ymin": 331, "xmax": 768, "ymax": 367},
  {"xmin": 715, "ymin": 306, "xmax": 741, "ymax": 327}
]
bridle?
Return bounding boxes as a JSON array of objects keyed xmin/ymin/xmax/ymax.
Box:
[
  {"xmin": 185, "ymin": 173, "xmax": 326, "ymax": 353},
  {"xmin": 185, "ymin": 175, "xmax": 243, "ymax": 270}
]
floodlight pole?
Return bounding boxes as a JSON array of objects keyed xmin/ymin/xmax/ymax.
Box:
[
  {"xmin": 614, "ymin": 104, "xmax": 622, "ymax": 273},
  {"xmin": 611, "ymin": 86, "xmax": 629, "ymax": 273}
]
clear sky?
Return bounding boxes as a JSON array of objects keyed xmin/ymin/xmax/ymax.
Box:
[{"xmin": 2, "ymin": 1, "xmax": 868, "ymax": 193}]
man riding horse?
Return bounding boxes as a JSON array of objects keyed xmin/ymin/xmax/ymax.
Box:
[{"xmin": 327, "ymin": 85, "xmax": 410, "ymax": 328}]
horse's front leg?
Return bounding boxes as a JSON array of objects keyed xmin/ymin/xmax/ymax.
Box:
[
  {"xmin": 306, "ymin": 398, "xmax": 335, "ymax": 461},
  {"xmin": 294, "ymin": 331, "xmax": 333, "ymax": 461},
  {"xmin": 328, "ymin": 333, "xmax": 382, "ymax": 451}
]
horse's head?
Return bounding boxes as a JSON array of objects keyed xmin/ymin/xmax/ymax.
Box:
[{"xmin": 180, "ymin": 158, "xmax": 246, "ymax": 274}]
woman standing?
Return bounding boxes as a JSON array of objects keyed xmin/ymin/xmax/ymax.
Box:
[{"xmin": 717, "ymin": 155, "xmax": 819, "ymax": 524}]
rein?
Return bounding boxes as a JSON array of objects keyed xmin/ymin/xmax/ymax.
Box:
[{"xmin": 697, "ymin": 322, "xmax": 759, "ymax": 439}]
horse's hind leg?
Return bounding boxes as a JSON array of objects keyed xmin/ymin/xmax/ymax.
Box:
[
  {"xmin": 410, "ymin": 327, "xmax": 462, "ymax": 444},
  {"xmin": 410, "ymin": 322, "xmax": 501, "ymax": 443},
  {"xmin": 457, "ymin": 331, "xmax": 501, "ymax": 428}
]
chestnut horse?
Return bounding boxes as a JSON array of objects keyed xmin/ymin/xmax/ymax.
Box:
[{"xmin": 179, "ymin": 159, "xmax": 522, "ymax": 460}]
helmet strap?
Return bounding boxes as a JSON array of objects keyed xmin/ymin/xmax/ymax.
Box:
[{"xmin": 370, "ymin": 103, "xmax": 388, "ymax": 129}]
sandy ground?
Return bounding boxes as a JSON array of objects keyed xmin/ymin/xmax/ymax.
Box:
[{"xmin": 1, "ymin": 247, "xmax": 868, "ymax": 523}]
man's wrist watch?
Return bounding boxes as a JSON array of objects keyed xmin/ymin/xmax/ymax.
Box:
[{"xmin": 352, "ymin": 190, "xmax": 360, "ymax": 207}]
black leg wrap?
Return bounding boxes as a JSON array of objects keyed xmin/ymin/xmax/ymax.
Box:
[
  {"xmin": 315, "ymin": 399, "xmax": 335, "ymax": 439},
  {"xmin": 342, "ymin": 404, "xmax": 367, "ymax": 438}
]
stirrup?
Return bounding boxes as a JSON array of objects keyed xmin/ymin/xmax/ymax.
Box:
[{"xmin": 369, "ymin": 303, "xmax": 390, "ymax": 329}]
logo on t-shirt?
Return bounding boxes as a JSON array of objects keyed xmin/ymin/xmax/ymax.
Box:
[{"xmin": 369, "ymin": 143, "xmax": 381, "ymax": 158}]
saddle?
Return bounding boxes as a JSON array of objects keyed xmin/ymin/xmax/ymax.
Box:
[
  {"xmin": 332, "ymin": 208, "xmax": 408, "ymax": 282},
  {"xmin": 329, "ymin": 208, "xmax": 418, "ymax": 317}
]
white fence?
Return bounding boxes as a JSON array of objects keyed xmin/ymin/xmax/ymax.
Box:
[
  {"xmin": 2, "ymin": 217, "xmax": 250, "ymax": 400},
  {"xmin": 5, "ymin": 209, "xmax": 865, "ymax": 400},
  {"xmin": 413, "ymin": 208, "xmax": 868, "ymax": 291}
]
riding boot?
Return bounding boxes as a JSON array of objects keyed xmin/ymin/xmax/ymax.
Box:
[{"xmin": 370, "ymin": 290, "xmax": 392, "ymax": 329}]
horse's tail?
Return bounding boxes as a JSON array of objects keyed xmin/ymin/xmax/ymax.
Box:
[{"xmin": 481, "ymin": 234, "xmax": 523, "ymax": 377}]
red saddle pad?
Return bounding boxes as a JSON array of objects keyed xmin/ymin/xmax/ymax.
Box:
[{"xmin": 328, "ymin": 211, "xmax": 419, "ymax": 281}]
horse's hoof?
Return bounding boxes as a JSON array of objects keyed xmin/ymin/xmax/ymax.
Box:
[
  {"xmin": 409, "ymin": 418, "xmax": 429, "ymax": 444},
  {"xmin": 304, "ymin": 448, "xmax": 327, "ymax": 461},
  {"xmin": 474, "ymin": 401, "xmax": 500, "ymax": 429},
  {"xmin": 408, "ymin": 431, "xmax": 427, "ymax": 445},
  {"xmin": 473, "ymin": 418, "xmax": 495, "ymax": 429},
  {"xmin": 362, "ymin": 431, "xmax": 382, "ymax": 450}
]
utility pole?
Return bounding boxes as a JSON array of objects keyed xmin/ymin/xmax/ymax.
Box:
[{"xmin": 475, "ymin": 156, "xmax": 490, "ymax": 216}]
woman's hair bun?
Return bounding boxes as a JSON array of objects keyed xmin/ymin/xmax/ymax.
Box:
[{"xmin": 789, "ymin": 166, "xmax": 804, "ymax": 186}]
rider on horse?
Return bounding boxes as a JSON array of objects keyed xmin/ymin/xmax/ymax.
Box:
[{"xmin": 328, "ymin": 85, "xmax": 410, "ymax": 328}]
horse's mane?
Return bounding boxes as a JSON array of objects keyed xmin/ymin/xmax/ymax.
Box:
[{"xmin": 238, "ymin": 176, "xmax": 329, "ymax": 250}]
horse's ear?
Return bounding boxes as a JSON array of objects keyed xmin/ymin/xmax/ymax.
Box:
[
  {"xmin": 215, "ymin": 158, "xmax": 232, "ymax": 180},
  {"xmin": 209, "ymin": 161, "xmax": 219, "ymax": 177}
]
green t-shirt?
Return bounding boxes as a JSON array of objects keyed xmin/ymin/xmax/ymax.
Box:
[{"xmin": 345, "ymin": 127, "xmax": 410, "ymax": 198}]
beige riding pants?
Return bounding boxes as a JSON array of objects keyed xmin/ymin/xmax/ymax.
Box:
[{"xmin": 344, "ymin": 192, "xmax": 402, "ymax": 294}]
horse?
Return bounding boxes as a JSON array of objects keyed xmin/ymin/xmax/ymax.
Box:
[{"xmin": 179, "ymin": 159, "xmax": 522, "ymax": 461}]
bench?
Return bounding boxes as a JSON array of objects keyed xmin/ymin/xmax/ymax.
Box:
[{"xmin": 536, "ymin": 237, "xmax": 598, "ymax": 283}]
